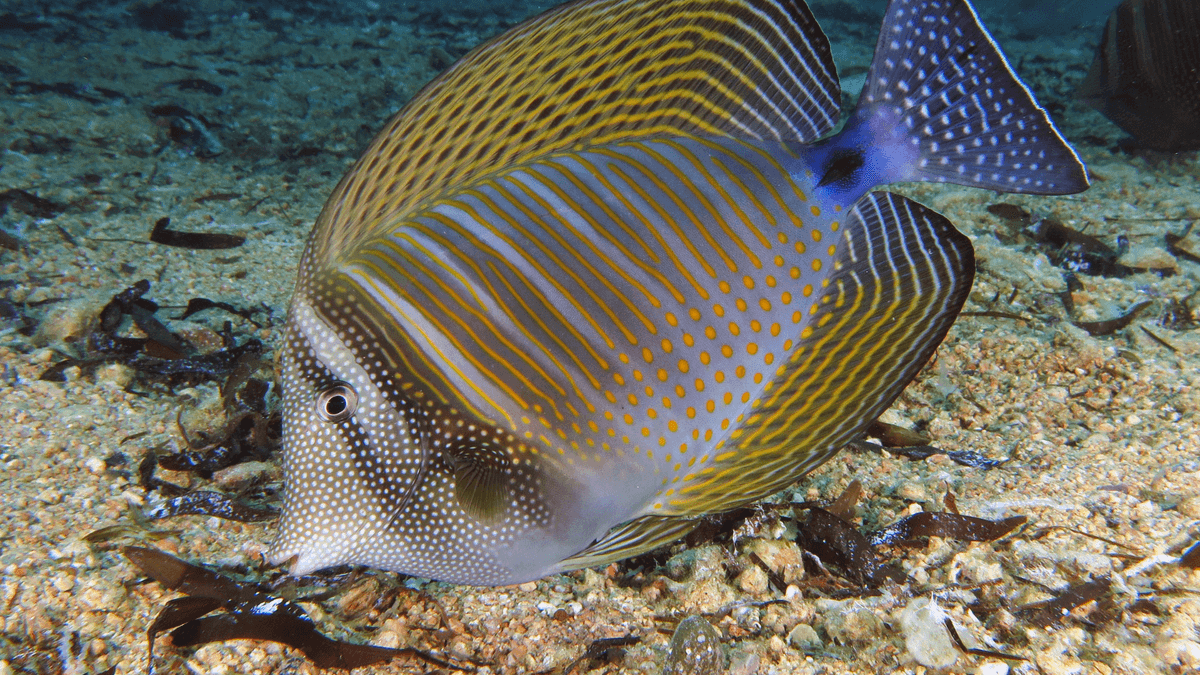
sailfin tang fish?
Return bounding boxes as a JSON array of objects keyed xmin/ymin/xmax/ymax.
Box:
[
  {"xmin": 271, "ymin": 0, "xmax": 1087, "ymax": 585},
  {"xmin": 1076, "ymin": 0, "xmax": 1200, "ymax": 150}
]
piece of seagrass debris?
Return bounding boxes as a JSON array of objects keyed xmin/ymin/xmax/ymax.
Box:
[
  {"xmin": 1015, "ymin": 577, "xmax": 1114, "ymax": 627},
  {"xmin": 1073, "ymin": 300, "xmax": 1151, "ymax": 336},
  {"xmin": 560, "ymin": 635, "xmax": 641, "ymax": 675},
  {"xmin": 122, "ymin": 546, "xmax": 467, "ymax": 673},
  {"xmin": 149, "ymin": 216, "xmax": 244, "ymax": 249},
  {"xmin": 795, "ymin": 482, "xmax": 1027, "ymax": 587},
  {"xmin": 1077, "ymin": 0, "xmax": 1200, "ymax": 150},
  {"xmin": 38, "ymin": 280, "xmax": 267, "ymax": 384}
]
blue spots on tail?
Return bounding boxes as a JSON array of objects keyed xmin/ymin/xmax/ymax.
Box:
[
  {"xmin": 796, "ymin": 0, "xmax": 1088, "ymax": 202},
  {"xmin": 861, "ymin": 0, "xmax": 1087, "ymax": 195}
]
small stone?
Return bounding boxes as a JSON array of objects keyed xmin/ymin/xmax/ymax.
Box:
[
  {"xmin": 517, "ymin": 581, "xmax": 537, "ymax": 592},
  {"xmin": 899, "ymin": 597, "xmax": 957, "ymax": 668},
  {"xmin": 212, "ymin": 461, "xmax": 280, "ymax": 490},
  {"xmin": 684, "ymin": 577, "xmax": 737, "ymax": 615},
  {"xmin": 171, "ymin": 321, "xmax": 227, "ymax": 353},
  {"xmin": 950, "ymin": 546, "xmax": 1003, "ymax": 584},
  {"xmin": 1156, "ymin": 640, "xmax": 1200, "ymax": 668},
  {"xmin": 662, "ymin": 616, "xmax": 725, "ymax": 675},
  {"xmin": 578, "ymin": 568, "xmax": 606, "ymax": 590},
  {"xmin": 1156, "ymin": 601, "xmax": 1200, "ymax": 668},
  {"xmin": 727, "ymin": 650, "xmax": 760, "ymax": 675},
  {"xmin": 179, "ymin": 393, "xmax": 228, "ymax": 438},
  {"xmin": 1036, "ymin": 645, "xmax": 1084, "ymax": 675},
  {"xmin": 94, "ymin": 363, "xmax": 135, "ymax": 388},
  {"xmin": 786, "ymin": 623, "xmax": 822, "ymax": 651},
  {"xmin": 666, "ymin": 545, "xmax": 724, "ymax": 582},
  {"xmin": 977, "ymin": 661, "xmax": 1010, "ymax": 675},
  {"xmin": 34, "ymin": 297, "xmax": 101, "ymax": 349},
  {"xmin": 736, "ymin": 565, "xmax": 768, "ymax": 595},
  {"xmin": 1118, "ymin": 245, "xmax": 1179, "ymax": 274},
  {"xmin": 35, "ymin": 488, "xmax": 61, "ymax": 504},
  {"xmin": 743, "ymin": 539, "xmax": 804, "ymax": 585},
  {"xmin": 52, "ymin": 573, "xmax": 75, "ymax": 593},
  {"xmin": 1178, "ymin": 495, "xmax": 1200, "ymax": 519},
  {"xmin": 823, "ymin": 604, "xmax": 886, "ymax": 645},
  {"xmin": 897, "ymin": 482, "xmax": 927, "ymax": 502}
]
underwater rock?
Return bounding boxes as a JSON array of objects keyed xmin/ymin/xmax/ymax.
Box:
[
  {"xmin": 1077, "ymin": 0, "xmax": 1200, "ymax": 150},
  {"xmin": 900, "ymin": 597, "xmax": 959, "ymax": 668},
  {"xmin": 663, "ymin": 616, "xmax": 725, "ymax": 675}
]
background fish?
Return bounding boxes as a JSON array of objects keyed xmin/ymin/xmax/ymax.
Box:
[
  {"xmin": 270, "ymin": 0, "xmax": 1088, "ymax": 585},
  {"xmin": 1077, "ymin": 0, "xmax": 1200, "ymax": 150},
  {"xmin": 979, "ymin": 0, "xmax": 1122, "ymax": 36}
]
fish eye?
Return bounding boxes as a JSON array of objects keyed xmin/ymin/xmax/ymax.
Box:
[{"xmin": 316, "ymin": 383, "xmax": 357, "ymax": 422}]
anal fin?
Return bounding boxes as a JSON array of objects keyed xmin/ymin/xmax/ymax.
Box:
[{"xmin": 557, "ymin": 515, "xmax": 703, "ymax": 571}]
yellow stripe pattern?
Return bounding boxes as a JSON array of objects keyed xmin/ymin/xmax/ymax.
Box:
[
  {"xmin": 288, "ymin": 0, "xmax": 974, "ymax": 568},
  {"xmin": 302, "ymin": 0, "xmax": 841, "ymax": 269}
]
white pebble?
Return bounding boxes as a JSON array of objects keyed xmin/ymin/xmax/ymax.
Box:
[{"xmin": 899, "ymin": 597, "xmax": 958, "ymax": 668}]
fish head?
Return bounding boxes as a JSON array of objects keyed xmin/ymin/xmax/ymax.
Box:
[
  {"xmin": 269, "ymin": 271, "xmax": 430, "ymax": 576},
  {"xmin": 268, "ymin": 264, "xmax": 604, "ymax": 583}
]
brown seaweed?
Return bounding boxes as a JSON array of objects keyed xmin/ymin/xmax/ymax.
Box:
[
  {"xmin": 562, "ymin": 635, "xmax": 640, "ymax": 675},
  {"xmin": 8, "ymin": 81, "xmax": 125, "ymax": 103},
  {"xmin": 168, "ymin": 78, "xmax": 224, "ymax": 95},
  {"xmin": 193, "ymin": 192, "xmax": 242, "ymax": 203},
  {"xmin": 1028, "ymin": 217, "xmax": 1134, "ymax": 278},
  {"xmin": 123, "ymin": 546, "xmax": 466, "ymax": 672},
  {"xmin": 1074, "ymin": 300, "xmax": 1151, "ymax": 336},
  {"xmin": 869, "ymin": 513, "xmax": 1027, "ymax": 546},
  {"xmin": 0, "ymin": 187, "xmax": 65, "ymax": 219},
  {"xmin": 0, "ymin": 229, "xmax": 23, "ymax": 251},
  {"xmin": 146, "ymin": 490, "xmax": 278, "ymax": 522},
  {"xmin": 850, "ymin": 439, "xmax": 1007, "ymax": 469},
  {"xmin": 100, "ymin": 279, "xmax": 189, "ymax": 354},
  {"xmin": 943, "ymin": 618, "xmax": 1026, "ymax": 661},
  {"xmin": 865, "ymin": 420, "xmax": 931, "ymax": 448},
  {"xmin": 158, "ymin": 410, "xmax": 276, "ymax": 477},
  {"xmin": 793, "ymin": 481, "xmax": 1031, "ymax": 590},
  {"xmin": 149, "ymin": 216, "xmax": 244, "ymax": 249},
  {"xmin": 794, "ymin": 506, "xmax": 902, "ymax": 587},
  {"xmin": 986, "ymin": 203, "xmax": 1035, "ymax": 227},
  {"xmin": 1165, "ymin": 228, "xmax": 1200, "ymax": 265},
  {"xmin": 174, "ymin": 297, "xmax": 264, "ymax": 326},
  {"xmin": 1015, "ymin": 577, "xmax": 1113, "ymax": 627},
  {"xmin": 147, "ymin": 106, "xmax": 224, "ymax": 157}
]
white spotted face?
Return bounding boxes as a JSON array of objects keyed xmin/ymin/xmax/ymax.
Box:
[
  {"xmin": 269, "ymin": 295, "xmax": 431, "ymax": 576},
  {"xmin": 268, "ymin": 288, "xmax": 605, "ymax": 585}
]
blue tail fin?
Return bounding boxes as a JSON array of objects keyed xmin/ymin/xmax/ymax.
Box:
[{"xmin": 842, "ymin": 0, "xmax": 1089, "ymax": 195}]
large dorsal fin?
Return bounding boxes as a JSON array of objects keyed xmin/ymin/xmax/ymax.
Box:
[
  {"xmin": 668, "ymin": 191, "xmax": 975, "ymax": 515},
  {"xmin": 309, "ymin": 0, "xmax": 841, "ymax": 265}
]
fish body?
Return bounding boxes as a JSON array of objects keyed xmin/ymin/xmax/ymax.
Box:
[
  {"xmin": 271, "ymin": 0, "xmax": 1087, "ymax": 584},
  {"xmin": 1077, "ymin": 0, "xmax": 1200, "ymax": 150}
]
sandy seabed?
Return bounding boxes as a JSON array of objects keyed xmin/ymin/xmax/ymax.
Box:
[{"xmin": 1, "ymin": 2, "xmax": 1197, "ymax": 674}]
